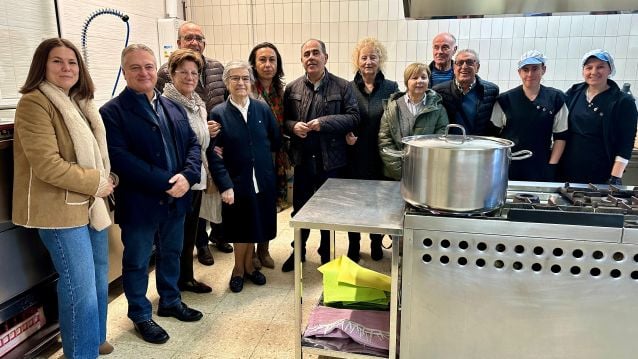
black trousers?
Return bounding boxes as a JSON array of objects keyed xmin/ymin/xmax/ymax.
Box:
[
  {"xmin": 290, "ymin": 158, "xmax": 342, "ymax": 252},
  {"xmin": 179, "ymin": 190, "xmax": 202, "ymax": 282}
]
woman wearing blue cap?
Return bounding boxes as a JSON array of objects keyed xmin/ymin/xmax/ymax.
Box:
[
  {"xmin": 490, "ymin": 50, "xmax": 568, "ymax": 181},
  {"xmin": 559, "ymin": 49, "xmax": 638, "ymax": 185}
]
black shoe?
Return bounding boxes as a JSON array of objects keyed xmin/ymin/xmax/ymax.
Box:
[
  {"xmin": 157, "ymin": 302, "xmax": 203, "ymax": 322},
  {"xmin": 134, "ymin": 319, "xmax": 169, "ymax": 344},
  {"xmin": 178, "ymin": 279, "xmax": 212, "ymax": 293},
  {"xmin": 317, "ymin": 247, "xmax": 331, "ymax": 264},
  {"xmin": 347, "ymin": 239, "xmax": 361, "ymax": 263},
  {"xmin": 213, "ymin": 240, "xmax": 234, "ymax": 253},
  {"xmin": 282, "ymin": 251, "xmax": 305, "ymax": 273},
  {"xmin": 197, "ymin": 246, "xmax": 214, "ymax": 266},
  {"xmin": 229, "ymin": 276, "xmax": 244, "ymax": 292},
  {"xmin": 244, "ymin": 270, "xmax": 267, "ymax": 285},
  {"xmin": 371, "ymin": 239, "xmax": 384, "ymax": 261}
]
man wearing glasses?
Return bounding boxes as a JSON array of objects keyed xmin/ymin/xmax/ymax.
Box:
[
  {"xmin": 100, "ymin": 44, "xmax": 203, "ymax": 344},
  {"xmin": 433, "ymin": 49, "xmax": 499, "ymax": 135},
  {"xmin": 157, "ymin": 21, "xmax": 233, "ymax": 268}
]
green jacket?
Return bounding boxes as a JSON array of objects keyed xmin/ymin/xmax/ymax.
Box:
[{"xmin": 378, "ymin": 89, "xmax": 449, "ymax": 180}]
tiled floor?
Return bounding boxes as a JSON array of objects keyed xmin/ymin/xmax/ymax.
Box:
[{"xmin": 38, "ymin": 207, "xmax": 392, "ymax": 358}]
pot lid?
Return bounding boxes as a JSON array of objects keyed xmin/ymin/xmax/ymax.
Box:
[{"xmin": 402, "ymin": 124, "xmax": 514, "ymax": 150}]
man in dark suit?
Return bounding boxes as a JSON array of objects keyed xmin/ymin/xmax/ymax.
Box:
[{"xmin": 100, "ymin": 44, "xmax": 203, "ymax": 345}]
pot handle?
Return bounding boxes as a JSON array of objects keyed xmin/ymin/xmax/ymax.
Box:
[
  {"xmin": 511, "ymin": 150, "xmax": 533, "ymax": 160},
  {"xmin": 382, "ymin": 147, "xmax": 404, "ymax": 158},
  {"xmin": 442, "ymin": 124, "xmax": 468, "ymax": 143}
]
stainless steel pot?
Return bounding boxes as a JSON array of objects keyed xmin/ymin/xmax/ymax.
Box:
[{"xmin": 388, "ymin": 124, "xmax": 532, "ymax": 213}]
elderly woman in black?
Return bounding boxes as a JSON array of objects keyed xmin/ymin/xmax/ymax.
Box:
[
  {"xmin": 559, "ymin": 49, "xmax": 638, "ymax": 185},
  {"xmin": 345, "ymin": 37, "xmax": 398, "ymax": 262},
  {"xmin": 208, "ymin": 61, "xmax": 281, "ymax": 292}
]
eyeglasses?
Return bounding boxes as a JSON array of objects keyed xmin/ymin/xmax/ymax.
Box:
[
  {"xmin": 455, "ymin": 59, "xmax": 477, "ymax": 67},
  {"xmin": 229, "ymin": 76, "xmax": 251, "ymax": 83},
  {"xmin": 175, "ymin": 70, "xmax": 199, "ymax": 78},
  {"xmin": 182, "ymin": 35, "xmax": 206, "ymax": 43}
]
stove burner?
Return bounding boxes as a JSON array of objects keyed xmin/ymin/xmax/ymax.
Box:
[{"xmin": 514, "ymin": 193, "xmax": 540, "ymax": 204}]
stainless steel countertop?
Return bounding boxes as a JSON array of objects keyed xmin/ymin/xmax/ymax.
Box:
[{"xmin": 289, "ymin": 178, "xmax": 404, "ymax": 235}]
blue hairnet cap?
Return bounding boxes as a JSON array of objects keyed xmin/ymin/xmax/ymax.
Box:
[
  {"xmin": 518, "ymin": 50, "xmax": 546, "ymax": 69},
  {"xmin": 582, "ymin": 49, "xmax": 615, "ymax": 77}
]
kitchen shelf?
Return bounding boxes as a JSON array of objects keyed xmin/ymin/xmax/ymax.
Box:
[{"xmin": 289, "ymin": 179, "xmax": 404, "ymax": 359}]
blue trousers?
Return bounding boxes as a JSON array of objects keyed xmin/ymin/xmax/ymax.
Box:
[
  {"xmin": 119, "ymin": 214, "xmax": 184, "ymax": 323},
  {"xmin": 39, "ymin": 226, "xmax": 108, "ymax": 359}
]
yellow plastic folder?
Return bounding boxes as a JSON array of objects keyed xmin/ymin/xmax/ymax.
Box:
[{"xmin": 318, "ymin": 255, "xmax": 391, "ymax": 304}]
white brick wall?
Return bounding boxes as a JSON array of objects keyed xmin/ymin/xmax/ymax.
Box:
[{"xmin": 189, "ymin": 0, "xmax": 638, "ymax": 93}]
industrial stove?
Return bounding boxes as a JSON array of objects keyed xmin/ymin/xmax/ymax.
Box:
[{"xmin": 400, "ymin": 181, "xmax": 638, "ymax": 359}]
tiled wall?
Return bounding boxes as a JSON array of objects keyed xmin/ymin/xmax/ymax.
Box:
[
  {"xmin": 57, "ymin": 0, "xmax": 166, "ymax": 105},
  {"xmin": 189, "ymin": 0, "xmax": 638, "ymax": 93}
]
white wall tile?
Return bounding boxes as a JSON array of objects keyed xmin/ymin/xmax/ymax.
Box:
[
  {"xmin": 615, "ymin": 36, "xmax": 630, "ymax": 58},
  {"xmin": 535, "ymin": 16, "xmax": 548, "ymax": 38},
  {"xmin": 458, "ymin": 18, "xmax": 470, "ymax": 40},
  {"xmin": 397, "ymin": 20, "xmax": 407, "ymax": 40},
  {"xmin": 581, "ymin": 16, "xmax": 595, "ymax": 37},
  {"xmin": 490, "ymin": 38, "xmax": 501, "ymax": 60},
  {"xmin": 417, "ymin": 21, "xmax": 428, "ymax": 41},
  {"xmin": 441, "ymin": 19, "xmax": 453, "ymax": 34},
  {"xmin": 359, "ymin": 1, "xmax": 369, "ymax": 23},
  {"xmin": 593, "ymin": 15, "xmax": 607, "ymax": 36},
  {"xmin": 311, "ymin": 2, "xmax": 321, "ymax": 23},
  {"xmin": 555, "ymin": 37, "xmax": 569, "ymax": 59},
  {"xmin": 320, "ymin": 2, "xmax": 330, "ymax": 23},
  {"xmin": 368, "ymin": 0, "xmax": 379, "ymax": 21},
  {"xmin": 387, "ymin": 20, "xmax": 397, "ymax": 40},
  {"xmin": 501, "ymin": 17, "xmax": 514, "ymax": 38},
  {"xmin": 377, "ymin": 20, "xmax": 388, "ymax": 41},
  {"xmin": 416, "ymin": 41, "xmax": 427, "ymax": 62},
  {"xmin": 524, "ymin": 17, "xmax": 536, "ymax": 38},
  {"xmin": 339, "ymin": 1, "xmax": 349, "ymax": 23},
  {"xmin": 544, "ymin": 37, "xmax": 558, "ymax": 60},
  {"xmin": 406, "ymin": 21, "xmax": 417, "ymax": 41},
  {"xmin": 631, "ymin": 14, "xmax": 638, "ymax": 36},
  {"xmin": 448, "ymin": 18, "xmax": 460, "ymax": 39},
  {"xmin": 558, "ymin": 16, "xmax": 571, "ymax": 37},
  {"xmin": 618, "ymin": 14, "xmax": 631, "ymax": 35},
  {"xmin": 358, "ymin": 21, "xmax": 368, "ymax": 40},
  {"xmin": 547, "ymin": 16, "xmax": 560, "ymax": 37},
  {"xmin": 292, "ymin": 3, "xmax": 301, "ymax": 24},
  {"xmin": 480, "ymin": 18, "xmax": 492, "ymax": 39},
  {"xmin": 629, "ymin": 36, "xmax": 638, "ymax": 58},
  {"xmin": 491, "ymin": 17, "xmax": 503, "ymax": 39},
  {"xmin": 469, "ymin": 18, "xmax": 481, "ymax": 39},
  {"xmin": 479, "ymin": 39, "xmax": 491, "ymax": 59},
  {"xmin": 428, "ymin": 20, "xmax": 440, "ymax": 41},
  {"xmin": 500, "ymin": 38, "xmax": 513, "ymax": 59},
  {"xmin": 348, "ymin": 1, "xmax": 358, "ymax": 22},
  {"xmin": 570, "ymin": 15, "xmax": 583, "ymax": 37},
  {"xmin": 301, "ymin": 2, "xmax": 310, "ymax": 24},
  {"xmin": 513, "ymin": 17, "xmax": 525, "ymax": 39}
]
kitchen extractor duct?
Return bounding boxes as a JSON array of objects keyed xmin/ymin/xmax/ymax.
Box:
[{"xmin": 403, "ymin": 0, "xmax": 637, "ymax": 19}]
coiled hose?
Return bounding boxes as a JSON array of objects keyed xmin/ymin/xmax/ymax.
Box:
[{"xmin": 80, "ymin": 8, "xmax": 130, "ymax": 97}]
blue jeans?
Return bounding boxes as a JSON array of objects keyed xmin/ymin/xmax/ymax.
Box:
[
  {"xmin": 119, "ymin": 214, "xmax": 184, "ymax": 323},
  {"xmin": 39, "ymin": 226, "xmax": 108, "ymax": 359}
]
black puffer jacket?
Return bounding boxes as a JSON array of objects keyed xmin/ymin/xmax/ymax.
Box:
[
  {"xmin": 347, "ymin": 71, "xmax": 398, "ymax": 180},
  {"xmin": 157, "ymin": 56, "xmax": 226, "ymax": 112},
  {"xmin": 433, "ymin": 75, "xmax": 499, "ymax": 135},
  {"xmin": 283, "ymin": 70, "xmax": 360, "ymax": 171}
]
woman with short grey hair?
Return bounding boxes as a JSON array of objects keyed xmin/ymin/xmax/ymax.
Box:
[{"xmin": 208, "ymin": 60, "xmax": 281, "ymax": 293}]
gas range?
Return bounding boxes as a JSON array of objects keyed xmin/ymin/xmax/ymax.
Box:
[
  {"xmin": 401, "ymin": 181, "xmax": 638, "ymax": 358},
  {"xmin": 406, "ymin": 181, "xmax": 638, "ymax": 233}
]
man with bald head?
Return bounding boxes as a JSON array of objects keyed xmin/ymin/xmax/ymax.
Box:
[
  {"xmin": 157, "ymin": 21, "xmax": 232, "ymax": 270},
  {"xmin": 429, "ymin": 32, "xmax": 458, "ymax": 86}
]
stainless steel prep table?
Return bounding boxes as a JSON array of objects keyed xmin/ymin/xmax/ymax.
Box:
[{"xmin": 289, "ymin": 178, "xmax": 404, "ymax": 358}]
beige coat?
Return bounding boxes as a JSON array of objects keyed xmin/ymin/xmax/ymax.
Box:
[{"xmin": 12, "ymin": 90, "xmax": 101, "ymax": 228}]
